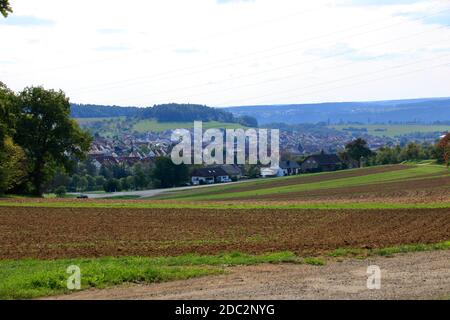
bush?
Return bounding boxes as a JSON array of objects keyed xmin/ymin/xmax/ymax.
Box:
[
  {"xmin": 103, "ymin": 178, "xmax": 121, "ymax": 193},
  {"xmin": 54, "ymin": 186, "xmax": 67, "ymax": 198}
]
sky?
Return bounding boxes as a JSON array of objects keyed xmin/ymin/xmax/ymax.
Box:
[{"xmin": 1, "ymin": 0, "xmax": 450, "ymax": 107}]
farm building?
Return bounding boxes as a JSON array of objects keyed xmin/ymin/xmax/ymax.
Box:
[
  {"xmin": 191, "ymin": 167, "xmax": 232, "ymax": 185},
  {"xmin": 260, "ymin": 167, "xmax": 284, "ymax": 178},
  {"xmin": 301, "ymin": 153, "xmax": 342, "ymax": 172},
  {"xmin": 220, "ymin": 164, "xmax": 244, "ymax": 180}
]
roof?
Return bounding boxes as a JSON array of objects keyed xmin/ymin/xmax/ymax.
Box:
[
  {"xmin": 220, "ymin": 164, "xmax": 243, "ymax": 176},
  {"xmin": 191, "ymin": 167, "xmax": 229, "ymax": 178},
  {"xmin": 261, "ymin": 167, "xmax": 282, "ymax": 176},
  {"xmin": 305, "ymin": 154, "xmax": 341, "ymax": 165},
  {"xmin": 279, "ymin": 160, "xmax": 300, "ymax": 169}
]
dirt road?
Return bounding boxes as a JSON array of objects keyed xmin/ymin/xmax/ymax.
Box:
[{"xmin": 49, "ymin": 250, "xmax": 450, "ymax": 300}]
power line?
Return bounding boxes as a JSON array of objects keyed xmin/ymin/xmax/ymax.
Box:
[
  {"xmin": 3, "ymin": 4, "xmax": 326, "ymax": 79},
  {"xmin": 109, "ymin": 24, "xmax": 450, "ymax": 104},
  {"xmin": 216, "ymin": 55, "xmax": 450, "ymax": 106},
  {"xmin": 69, "ymin": 5, "xmax": 450, "ymax": 95}
]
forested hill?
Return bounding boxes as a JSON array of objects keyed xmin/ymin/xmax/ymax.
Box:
[
  {"xmin": 226, "ymin": 98, "xmax": 450, "ymax": 125},
  {"xmin": 71, "ymin": 104, "xmax": 140, "ymax": 118},
  {"xmin": 70, "ymin": 103, "xmax": 258, "ymax": 127}
]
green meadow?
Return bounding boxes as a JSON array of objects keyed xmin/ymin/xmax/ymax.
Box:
[{"xmin": 331, "ymin": 124, "xmax": 449, "ymax": 138}]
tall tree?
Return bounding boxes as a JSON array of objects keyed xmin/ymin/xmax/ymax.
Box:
[
  {"xmin": 345, "ymin": 138, "xmax": 372, "ymax": 167},
  {"xmin": 438, "ymin": 133, "xmax": 450, "ymax": 168},
  {"xmin": 0, "ymin": 0, "xmax": 12, "ymax": 17},
  {"xmin": 0, "ymin": 82, "xmax": 26, "ymax": 194},
  {"xmin": 15, "ymin": 87, "xmax": 92, "ymax": 195},
  {"xmin": 152, "ymin": 157, "xmax": 189, "ymax": 188}
]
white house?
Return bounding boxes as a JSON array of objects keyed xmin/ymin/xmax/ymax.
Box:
[{"xmin": 260, "ymin": 167, "xmax": 284, "ymax": 178}]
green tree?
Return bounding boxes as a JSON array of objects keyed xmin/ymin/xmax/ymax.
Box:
[
  {"xmin": 399, "ymin": 142, "xmax": 421, "ymax": 162},
  {"xmin": 0, "ymin": 0, "xmax": 12, "ymax": 18},
  {"xmin": 438, "ymin": 133, "xmax": 450, "ymax": 168},
  {"xmin": 246, "ymin": 164, "xmax": 260, "ymax": 179},
  {"xmin": 86, "ymin": 175, "xmax": 96, "ymax": 191},
  {"xmin": 54, "ymin": 186, "xmax": 67, "ymax": 198},
  {"xmin": 120, "ymin": 177, "xmax": 130, "ymax": 191},
  {"xmin": 14, "ymin": 87, "xmax": 92, "ymax": 196},
  {"xmin": 0, "ymin": 83, "xmax": 26, "ymax": 194},
  {"xmin": 95, "ymin": 176, "xmax": 106, "ymax": 190},
  {"xmin": 126, "ymin": 176, "xmax": 135, "ymax": 190},
  {"xmin": 104, "ymin": 178, "xmax": 120, "ymax": 193},
  {"xmin": 0, "ymin": 137, "xmax": 27, "ymax": 194},
  {"xmin": 133, "ymin": 163, "xmax": 148, "ymax": 190},
  {"xmin": 77, "ymin": 176, "xmax": 88, "ymax": 192},
  {"xmin": 345, "ymin": 138, "xmax": 372, "ymax": 167},
  {"xmin": 152, "ymin": 157, "xmax": 189, "ymax": 188},
  {"xmin": 14, "ymin": 87, "xmax": 92, "ymax": 195}
]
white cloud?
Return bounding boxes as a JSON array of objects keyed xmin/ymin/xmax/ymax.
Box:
[{"xmin": 1, "ymin": 0, "xmax": 449, "ymax": 107}]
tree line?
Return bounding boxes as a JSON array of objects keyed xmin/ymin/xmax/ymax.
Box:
[
  {"xmin": 72, "ymin": 103, "xmax": 259, "ymax": 128},
  {"xmin": 49, "ymin": 157, "xmax": 190, "ymax": 197},
  {"xmin": 343, "ymin": 137, "xmax": 450, "ymax": 167}
]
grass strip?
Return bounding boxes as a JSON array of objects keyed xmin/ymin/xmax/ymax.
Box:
[
  {"xmin": 328, "ymin": 241, "xmax": 450, "ymax": 258},
  {"xmin": 0, "ymin": 251, "xmax": 296, "ymax": 300}
]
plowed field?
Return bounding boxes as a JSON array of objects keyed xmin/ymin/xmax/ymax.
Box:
[{"xmin": 1, "ymin": 206, "xmax": 449, "ymax": 260}]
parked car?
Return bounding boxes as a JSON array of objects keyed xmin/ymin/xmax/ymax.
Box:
[{"xmin": 77, "ymin": 194, "xmax": 89, "ymax": 199}]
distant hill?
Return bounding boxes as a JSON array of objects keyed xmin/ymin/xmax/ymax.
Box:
[
  {"xmin": 225, "ymin": 98, "xmax": 450, "ymax": 125},
  {"xmin": 71, "ymin": 98, "xmax": 450, "ymax": 126},
  {"xmin": 71, "ymin": 104, "xmax": 140, "ymax": 118},
  {"xmin": 71, "ymin": 103, "xmax": 258, "ymax": 127}
]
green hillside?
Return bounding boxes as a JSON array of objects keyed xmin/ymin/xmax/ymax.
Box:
[
  {"xmin": 331, "ymin": 124, "xmax": 449, "ymax": 138},
  {"xmin": 156, "ymin": 164, "xmax": 448, "ymax": 201},
  {"xmin": 133, "ymin": 119, "xmax": 247, "ymax": 133}
]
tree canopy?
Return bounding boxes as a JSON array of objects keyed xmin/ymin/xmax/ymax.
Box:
[
  {"xmin": 0, "ymin": 86, "xmax": 93, "ymax": 196},
  {"xmin": 15, "ymin": 87, "xmax": 92, "ymax": 195},
  {"xmin": 344, "ymin": 138, "xmax": 372, "ymax": 164},
  {"xmin": 0, "ymin": 0, "xmax": 12, "ymax": 17},
  {"xmin": 438, "ymin": 133, "xmax": 450, "ymax": 168},
  {"xmin": 152, "ymin": 156, "xmax": 189, "ymax": 188}
]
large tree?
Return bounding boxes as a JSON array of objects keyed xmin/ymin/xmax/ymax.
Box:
[
  {"xmin": 438, "ymin": 133, "xmax": 450, "ymax": 168},
  {"xmin": 344, "ymin": 138, "xmax": 372, "ymax": 166},
  {"xmin": 152, "ymin": 157, "xmax": 189, "ymax": 188},
  {"xmin": 0, "ymin": 82, "xmax": 17, "ymax": 146},
  {"xmin": 15, "ymin": 87, "xmax": 92, "ymax": 195},
  {"xmin": 0, "ymin": 0, "xmax": 12, "ymax": 17},
  {"xmin": 0, "ymin": 82, "xmax": 26, "ymax": 194}
]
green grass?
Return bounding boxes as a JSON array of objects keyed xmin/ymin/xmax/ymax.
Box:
[
  {"xmin": 328, "ymin": 241, "xmax": 450, "ymax": 258},
  {"xmin": 133, "ymin": 119, "xmax": 247, "ymax": 133},
  {"xmin": 0, "ymin": 252, "xmax": 296, "ymax": 300},
  {"xmin": 161, "ymin": 165, "xmax": 447, "ymax": 201},
  {"xmin": 153, "ymin": 165, "xmax": 408, "ymax": 200},
  {"xmin": 101, "ymin": 195, "xmax": 143, "ymax": 200},
  {"xmin": 331, "ymin": 124, "xmax": 449, "ymax": 138},
  {"xmin": 302, "ymin": 257, "xmax": 326, "ymax": 266}
]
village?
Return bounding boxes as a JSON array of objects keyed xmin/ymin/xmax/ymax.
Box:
[{"xmin": 83, "ymin": 128, "xmax": 371, "ymax": 188}]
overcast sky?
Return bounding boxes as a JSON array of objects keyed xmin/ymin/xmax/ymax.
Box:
[{"xmin": 1, "ymin": 0, "xmax": 450, "ymax": 107}]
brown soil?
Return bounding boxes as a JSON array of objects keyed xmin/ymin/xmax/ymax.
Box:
[{"xmin": 1, "ymin": 206, "xmax": 449, "ymax": 260}]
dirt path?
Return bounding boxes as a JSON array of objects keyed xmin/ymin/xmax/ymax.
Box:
[{"xmin": 48, "ymin": 250, "xmax": 450, "ymax": 300}]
